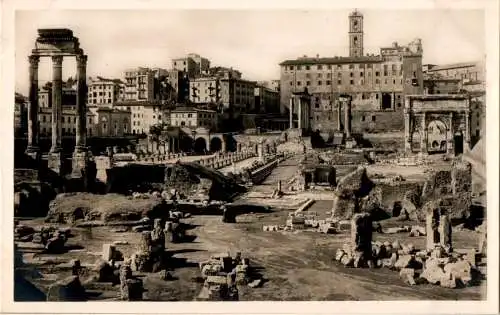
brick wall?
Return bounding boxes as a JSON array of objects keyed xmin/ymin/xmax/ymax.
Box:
[{"xmin": 311, "ymin": 109, "xmax": 405, "ymax": 133}]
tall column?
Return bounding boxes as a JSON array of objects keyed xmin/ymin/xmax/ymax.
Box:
[
  {"xmin": 447, "ymin": 112, "xmax": 454, "ymax": 155},
  {"xmin": 50, "ymin": 55, "xmax": 63, "ymax": 153},
  {"xmin": 464, "ymin": 110, "xmax": 471, "ymax": 152},
  {"xmin": 336, "ymin": 100, "xmax": 342, "ymax": 131},
  {"xmin": 404, "ymin": 101, "xmax": 412, "ymax": 152},
  {"xmin": 75, "ymin": 54, "xmax": 88, "ymax": 152},
  {"xmin": 344, "ymin": 98, "xmax": 352, "ymax": 139},
  {"xmin": 420, "ymin": 112, "xmax": 428, "ymax": 154},
  {"xmin": 289, "ymin": 97, "xmax": 294, "ymax": 129},
  {"xmin": 297, "ymin": 97, "xmax": 302, "ymax": 130},
  {"xmin": 26, "ymin": 55, "xmax": 40, "ymax": 158}
]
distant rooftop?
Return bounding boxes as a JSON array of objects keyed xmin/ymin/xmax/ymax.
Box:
[
  {"xmin": 427, "ymin": 62, "xmax": 478, "ymax": 72},
  {"xmin": 280, "ymin": 55, "xmax": 383, "ymax": 66}
]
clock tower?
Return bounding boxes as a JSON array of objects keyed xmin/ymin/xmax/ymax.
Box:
[{"xmin": 349, "ymin": 9, "xmax": 364, "ymax": 58}]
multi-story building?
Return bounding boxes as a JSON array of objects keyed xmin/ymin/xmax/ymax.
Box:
[
  {"xmin": 37, "ymin": 106, "xmax": 131, "ymax": 138},
  {"xmin": 124, "ymin": 67, "xmax": 156, "ymax": 101},
  {"xmin": 172, "ymin": 53, "xmax": 210, "ymax": 78},
  {"xmin": 254, "ymin": 85, "xmax": 280, "ymax": 114},
  {"xmin": 169, "ymin": 107, "xmax": 218, "ymax": 130},
  {"xmin": 279, "ymin": 9, "xmax": 424, "ymax": 132},
  {"xmin": 87, "ymin": 76, "xmax": 125, "ymax": 106},
  {"xmin": 38, "ymin": 80, "xmax": 77, "ymax": 110},
  {"xmin": 423, "ymin": 77, "xmax": 461, "ymax": 95},
  {"xmin": 258, "ymin": 80, "xmax": 280, "ymax": 92},
  {"xmin": 125, "ymin": 102, "xmax": 164, "ymax": 135},
  {"xmin": 424, "ymin": 61, "xmax": 485, "ymax": 83},
  {"xmin": 189, "ymin": 77, "xmax": 256, "ymax": 115},
  {"xmin": 166, "ymin": 69, "xmax": 190, "ymax": 103}
]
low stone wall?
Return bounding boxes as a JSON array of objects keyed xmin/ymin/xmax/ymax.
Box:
[
  {"xmin": 197, "ymin": 152, "xmax": 255, "ymax": 170},
  {"xmin": 249, "ymin": 155, "xmax": 285, "ymax": 185}
]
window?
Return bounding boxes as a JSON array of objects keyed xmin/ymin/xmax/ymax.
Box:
[
  {"xmin": 62, "ymin": 117, "xmax": 65, "ymax": 123},
  {"xmin": 297, "ymin": 81, "xmax": 302, "ymax": 86},
  {"xmin": 43, "ymin": 116, "xmax": 46, "ymax": 122},
  {"xmin": 317, "ymin": 73, "xmax": 322, "ymax": 78},
  {"xmin": 338, "ymin": 79, "xmax": 342, "ymax": 85},
  {"xmin": 306, "ymin": 73, "xmax": 311, "ymax": 79},
  {"xmin": 327, "ymin": 65, "xmax": 332, "ymax": 70},
  {"xmin": 376, "ymin": 94, "xmax": 379, "ymax": 99},
  {"xmin": 290, "ymin": 81, "xmax": 293, "ymax": 86},
  {"xmin": 350, "ymin": 80, "xmax": 354, "ymax": 85},
  {"xmin": 180, "ymin": 121, "xmax": 185, "ymax": 126},
  {"xmin": 372, "ymin": 116, "xmax": 376, "ymax": 122},
  {"xmin": 297, "ymin": 65, "xmax": 302, "ymax": 70},
  {"xmin": 326, "ymin": 73, "xmax": 331, "ymax": 78},
  {"xmin": 361, "ymin": 116, "xmax": 365, "ymax": 122},
  {"xmin": 74, "ymin": 117, "xmax": 77, "ymax": 123},
  {"xmin": 306, "ymin": 65, "xmax": 310, "ymax": 70},
  {"xmin": 375, "ymin": 71, "xmax": 380, "ymax": 77},
  {"xmin": 393, "ymin": 79, "xmax": 396, "ymax": 84},
  {"xmin": 360, "ymin": 72, "xmax": 364, "ymax": 77},
  {"xmin": 318, "ymin": 65, "xmax": 323, "ymax": 70},
  {"xmin": 306, "ymin": 81, "xmax": 311, "ymax": 86},
  {"xmin": 290, "ymin": 66, "xmax": 294, "ymax": 70},
  {"xmin": 338, "ymin": 72, "xmax": 342, "ymax": 78},
  {"xmin": 318, "ymin": 81, "xmax": 322, "ymax": 85},
  {"xmin": 350, "ymin": 72, "xmax": 354, "ymax": 77},
  {"xmin": 62, "ymin": 128, "xmax": 66, "ymax": 135},
  {"xmin": 326, "ymin": 80, "xmax": 331, "ymax": 85},
  {"xmin": 349, "ymin": 64, "xmax": 354, "ymax": 69},
  {"xmin": 73, "ymin": 128, "xmax": 76, "ymax": 134}
]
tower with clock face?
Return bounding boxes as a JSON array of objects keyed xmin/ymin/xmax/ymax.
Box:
[{"xmin": 349, "ymin": 9, "xmax": 364, "ymax": 58}]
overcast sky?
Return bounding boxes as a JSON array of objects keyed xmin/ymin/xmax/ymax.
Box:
[{"xmin": 15, "ymin": 9, "xmax": 485, "ymax": 94}]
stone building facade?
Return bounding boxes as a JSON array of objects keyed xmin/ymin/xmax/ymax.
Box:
[
  {"xmin": 87, "ymin": 76, "xmax": 125, "ymax": 106},
  {"xmin": 172, "ymin": 53, "xmax": 211, "ymax": 79},
  {"xmin": 279, "ymin": 10, "xmax": 424, "ymax": 133}
]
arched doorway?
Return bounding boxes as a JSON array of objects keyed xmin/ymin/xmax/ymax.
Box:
[
  {"xmin": 427, "ymin": 120, "xmax": 447, "ymax": 154},
  {"xmin": 454, "ymin": 131, "xmax": 464, "ymax": 156},
  {"xmin": 194, "ymin": 137, "xmax": 207, "ymax": 154},
  {"xmin": 210, "ymin": 137, "xmax": 222, "ymax": 153}
]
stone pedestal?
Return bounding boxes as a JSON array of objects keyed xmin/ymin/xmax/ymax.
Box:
[
  {"xmin": 71, "ymin": 151, "xmax": 89, "ymax": 178},
  {"xmin": 48, "ymin": 152, "xmax": 64, "ymax": 175},
  {"xmin": 345, "ymin": 138, "xmax": 358, "ymax": 149}
]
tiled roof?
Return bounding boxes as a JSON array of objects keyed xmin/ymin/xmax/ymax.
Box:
[{"xmin": 427, "ymin": 62, "xmax": 478, "ymax": 72}]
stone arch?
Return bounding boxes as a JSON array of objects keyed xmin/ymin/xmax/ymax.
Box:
[
  {"xmin": 194, "ymin": 137, "xmax": 207, "ymax": 154},
  {"xmin": 210, "ymin": 136, "xmax": 223, "ymax": 153},
  {"xmin": 427, "ymin": 119, "xmax": 447, "ymax": 153}
]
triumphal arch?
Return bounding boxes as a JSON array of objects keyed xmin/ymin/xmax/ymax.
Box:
[
  {"xmin": 404, "ymin": 95, "xmax": 472, "ymax": 156},
  {"xmin": 26, "ymin": 28, "xmax": 88, "ymax": 176}
]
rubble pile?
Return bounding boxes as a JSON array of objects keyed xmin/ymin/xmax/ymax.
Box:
[
  {"xmin": 263, "ymin": 211, "xmax": 340, "ymax": 234},
  {"xmin": 334, "ymin": 212, "xmax": 485, "ymax": 289},
  {"xmin": 14, "ymin": 222, "xmax": 71, "ymax": 254},
  {"xmin": 196, "ymin": 252, "xmax": 261, "ymax": 301}
]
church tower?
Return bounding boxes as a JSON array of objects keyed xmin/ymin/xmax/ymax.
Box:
[{"xmin": 349, "ymin": 9, "xmax": 364, "ymax": 58}]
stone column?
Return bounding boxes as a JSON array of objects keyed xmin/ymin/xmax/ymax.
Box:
[
  {"xmin": 404, "ymin": 108, "xmax": 412, "ymax": 152},
  {"xmin": 420, "ymin": 113, "xmax": 427, "ymax": 154},
  {"xmin": 48, "ymin": 55, "xmax": 64, "ymax": 175},
  {"xmin": 438, "ymin": 214, "xmax": 452, "ymax": 252},
  {"xmin": 75, "ymin": 54, "xmax": 88, "ymax": 152},
  {"xmin": 26, "ymin": 55, "xmax": 40, "ymax": 159},
  {"xmin": 71, "ymin": 55, "xmax": 89, "ymax": 179},
  {"xmin": 344, "ymin": 98, "xmax": 352, "ymax": 139},
  {"xmin": 289, "ymin": 97, "xmax": 294, "ymax": 129},
  {"xmin": 447, "ymin": 112, "xmax": 454, "ymax": 155},
  {"xmin": 297, "ymin": 97, "xmax": 302, "ymax": 130},
  {"xmin": 464, "ymin": 110, "xmax": 471, "ymax": 152},
  {"xmin": 50, "ymin": 55, "xmax": 63, "ymax": 153},
  {"xmin": 350, "ymin": 212, "xmax": 372, "ymax": 266},
  {"xmin": 425, "ymin": 207, "xmax": 440, "ymax": 250},
  {"xmin": 336, "ymin": 100, "xmax": 342, "ymax": 131}
]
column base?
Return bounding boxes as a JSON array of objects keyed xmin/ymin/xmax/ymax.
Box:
[
  {"xmin": 71, "ymin": 150, "xmax": 90, "ymax": 178},
  {"xmin": 345, "ymin": 138, "xmax": 358, "ymax": 149},
  {"xmin": 25, "ymin": 146, "xmax": 41, "ymax": 161},
  {"xmin": 48, "ymin": 152, "xmax": 64, "ymax": 175}
]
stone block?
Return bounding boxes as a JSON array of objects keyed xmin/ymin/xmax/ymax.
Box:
[
  {"xmin": 47, "ymin": 276, "xmax": 86, "ymax": 301},
  {"xmin": 443, "ymin": 260, "xmax": 472, "ymax": 286},
  {"xmin": 335, "ymin": 249, "xmax": 346, "ymax": 261},
  {"xmin": 47, "ymin": 152, "xmax": 64, "ymax": 175},
  {"xmin": 120, "ymin": 278, "xmax": 143, "ymax": 301},
  {"xmin": 394, "ymin": 255, "xmax": 415, "ymax": 269},
  {"xmin": 340, "ymin": 255, "xmax": 354, "ymax": 267},
  {"xmin": 102, "ymin": 244, "xmax": 116, "ymax": 262}
]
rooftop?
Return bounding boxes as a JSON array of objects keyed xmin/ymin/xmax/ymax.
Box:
[
  {"xmin": 279, "ymin": 55, "xmax": 383, "ymax": 66},
  {"xmin": 171, "ymin": 106, "xmax": 216, "ymax": 113},
  {"xmin": 427, "ymin": 62, "xmax": 478, "ymax": 72}
]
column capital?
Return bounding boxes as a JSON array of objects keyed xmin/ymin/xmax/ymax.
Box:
[
  {"xmin": 28, "ymin": 55, "xmax": 40, "ymax": 66},
  {"xmin": 76, "ymin": 54, "xmax": 88, "ymax": 66},
  {"xmin": 51, "ymin": 55, "xmax": 64, "ymax": 65}
]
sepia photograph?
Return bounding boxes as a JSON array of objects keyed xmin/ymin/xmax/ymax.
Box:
[{"xmin": 3, "ymin": 0, "xmax": 499, "ymax": 313}]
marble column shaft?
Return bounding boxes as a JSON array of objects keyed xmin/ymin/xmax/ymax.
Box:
[
  {"xmin": 27, "ymin": 55, "xmax": 40, "ymax": 151},
  {"xmin": 50, "ymin": 55, "xmax": 63, "ymax": 153},
  {"xmin": 75, "ymin": 54, "xmax": 88, "ymax": 152}
]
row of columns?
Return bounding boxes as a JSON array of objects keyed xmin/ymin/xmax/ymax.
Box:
[
  {"xmin": 26, "ymin": 53, "xmax": 88, "ymax": 175},
  {"xmin": 288, "ymin": 95, "xmax": 310, "ymax": 131}
]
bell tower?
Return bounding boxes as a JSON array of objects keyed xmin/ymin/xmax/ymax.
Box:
[{"xmin": 349, "ymin": 9, "xmax": 364, "ymax": 58}]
